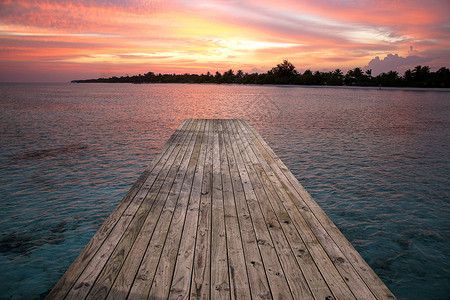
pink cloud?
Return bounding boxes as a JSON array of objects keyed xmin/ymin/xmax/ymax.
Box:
[{"xmin": 0, "ymin": 0, "xmax": 449, "ymax": 81}]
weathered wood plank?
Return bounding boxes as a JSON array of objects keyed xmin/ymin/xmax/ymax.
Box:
[
  {"xmin": 238, "ymin": 120, "xmax": 357, "ymax": 299},
  {"xmin": 234, "ymin": 120, "xmax": 333, "ymax": 300},
  {"xmin": 222, "ymin": 120, "xmax": 272, "ymax": 300},
  {"xmin": 225, "ymin": 120, "xmax": 294, "ymax": 299},
  {"xmin": 241, "ymin": 119, "xmax": 394, "ymax": 299},
  {"xmin": 218, "ymin": 120, "xmax": 252, "ymax": 300},
  {"xmin": 46, "ymin": 120, "xmax": 192, "ymax": 300},
  {"xmin": 92, "ymin": 118, "xmax": 200, "ymax": 299},
  {"xmin": 127, "ymin": 119, "xmax": 202, "ymax": 300},
  {"xmin": 106, "ymin": 118, "xmax": 203, "ymax": 300},
  {"xmin": 66, "ymin": 119, "xmax": 199, "ymax": 300},
  {"xmin": 190, "ymin": 119, "xmax": 213, "ymax": 299},
  {"xmin": 210, "ymin": 120, "xmax": 230, "ymax": 300},
  {"xmin": 229, "ymin": 120, "xmax": 314, "ymax": 300},
  {"xmin": 166, "ymin": 119, "xmax": 210, "ymax": 300}
]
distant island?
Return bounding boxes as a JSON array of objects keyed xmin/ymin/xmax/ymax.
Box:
[{"xmin": 72, "ymin": 60, "xmax": 450, "ymax": 88}]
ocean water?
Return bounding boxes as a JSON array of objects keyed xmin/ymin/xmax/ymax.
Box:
[{"xmin": 0, "ymin": 83, "xmax": 448, "ymax": 299}]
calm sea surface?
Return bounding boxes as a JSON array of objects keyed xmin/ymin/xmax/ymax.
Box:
[{"xmin": 0, "ymin": 83, "xmax": 449, "ymax": 299}]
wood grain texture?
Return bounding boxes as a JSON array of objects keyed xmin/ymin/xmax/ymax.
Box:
[{"xmin": 47, "ymin": 119, "xmax": 395, "ymax": 300}]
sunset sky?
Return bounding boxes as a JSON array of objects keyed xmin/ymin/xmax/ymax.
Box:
[{"xmin": 1, "ymin": 0, "xmax": 449, "ymax": 82}]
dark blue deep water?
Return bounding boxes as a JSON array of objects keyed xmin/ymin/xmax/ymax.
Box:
[{"xmin": 0, "ymin": 83, "xmax": 449, "ymax": 299}]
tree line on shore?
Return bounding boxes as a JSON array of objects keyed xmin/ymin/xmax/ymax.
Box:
[{"xmin": 72, "ymin": 60, "xmax": 450, "ymax": 88}]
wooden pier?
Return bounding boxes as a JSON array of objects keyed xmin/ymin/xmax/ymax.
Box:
[{"xmin": 47, "ymin": 119, "xmax": 395, "ymax": 300}]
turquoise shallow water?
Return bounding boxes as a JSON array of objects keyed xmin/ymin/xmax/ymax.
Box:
[{"xmin": 0, "ymin": 83, "xmax": 449, "ymax": 299}]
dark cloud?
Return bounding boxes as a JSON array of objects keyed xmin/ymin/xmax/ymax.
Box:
[
  {"xmin": 408, "ymin": 46, "xmax": 418, "ymax": 55},
  {"xmin": 363, "ymin": 53, "xmax": 431, "ymax": 75}
]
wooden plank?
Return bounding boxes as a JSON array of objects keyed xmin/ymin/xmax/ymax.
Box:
[
  {"xmin": 46, "ymin": 120, "xmax": 192, "ymax": 300},
  {"xmin": 225, "ymin": 119, "xmax": 294, "ymax": 299},
  {"xmin": 240, "ymin": 119, "xmax": 394, "ymax": 299},
  {"xmin": 218, "ymin": 120, "xmax": 252, "ymax": 300},
  {"xmin": 65, "ymin": 119, "xmax": 199, "ymax": 299},
  {"xmin": 222, "ymin": 120, "xmax": 272, "ymax": 300},
  {"xmin": 127, "ymin": 119, "xmax": 205, "ymax": 299},
  {"xmin": 190, "ymin": 119, "xmax": 213, "ymax": 299},
  {"xmin": 233, "ymin": 120, "xmax": 333, "ymax": 300},
  {"xmin": 237, "ymin": 120, "xmax": 357, "ymax": 299},
  {"xmin": 164, "ymin": 119, "xmax": 209, "ymax": 300},
  {"xmin": 228, "ymin": 120, "xmax": 314, "ymax": 300},
  {"xmin": 104, "ymin": 118, "xmax": 203, "ymax": 300},
  {"xmin": 124, "ymin": 118, "xmax": 201, "ymax": 299},
  {"xmin": 210, "ymin": 120, "xmax": 230, "ymax": 299},
  {"xmin": 272, "ymin": 161, "xmax": 396, "ymax": 299}
]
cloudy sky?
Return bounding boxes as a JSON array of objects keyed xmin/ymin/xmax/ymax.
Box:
[{"xmin": 1, "ymin": 0, "xmax": 449, "ymax": 82}]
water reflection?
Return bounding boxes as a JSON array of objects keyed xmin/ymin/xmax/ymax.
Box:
[{"xmin": 0, "ymin": 83, "xmax": 449, "ymax": 299}]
